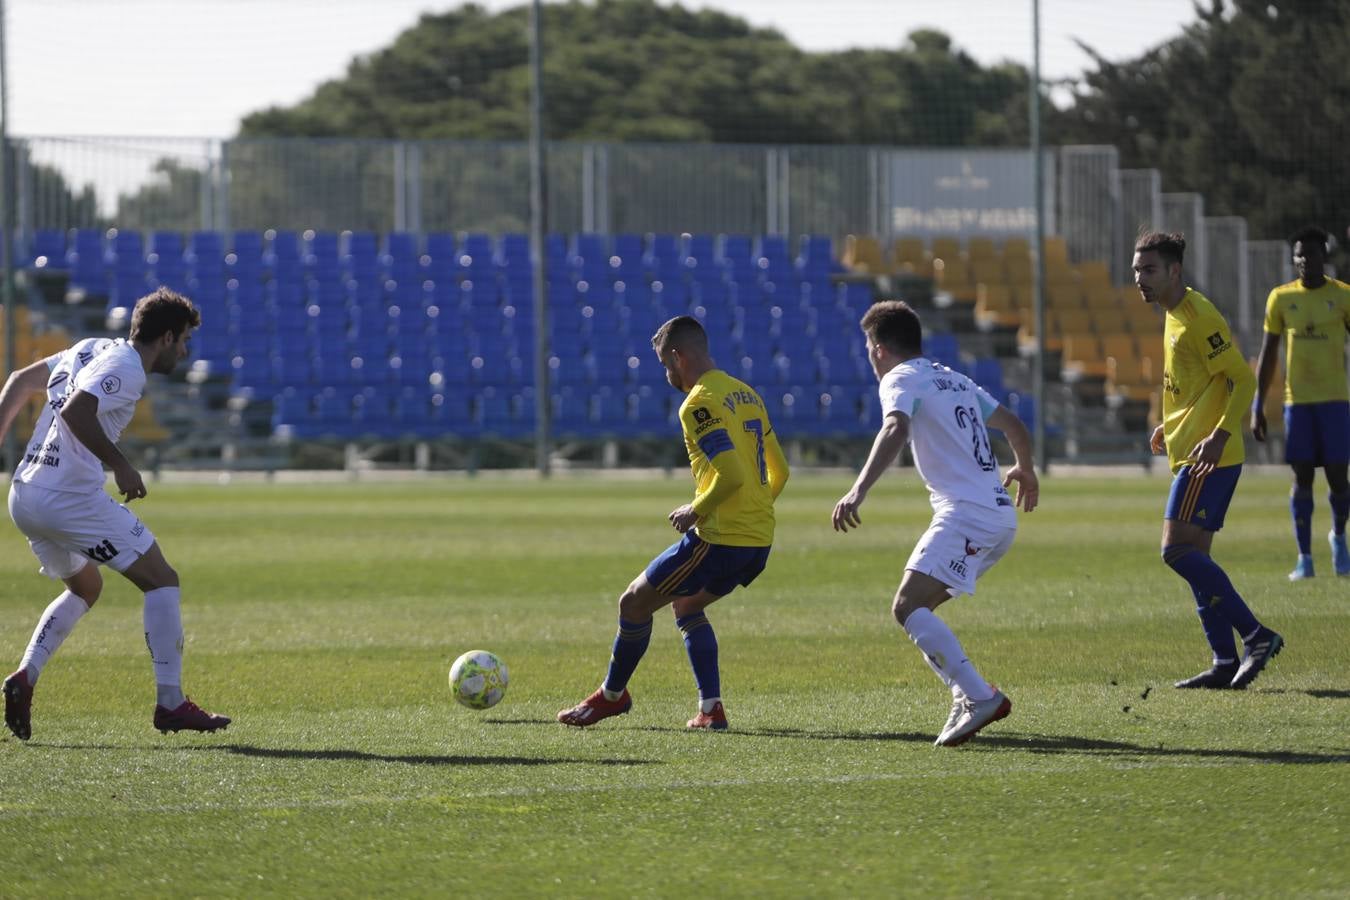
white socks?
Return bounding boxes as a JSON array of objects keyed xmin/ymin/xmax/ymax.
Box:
[
  {"xmin": 700, "ymin": 696, "xmax": 721, "ymax": 714},
  {"xmin": 143, "ymin": 587, "xmax": 185, "ymax": 708},
  {"xmin": 19, "ymin": 591, "xmax": 91, "ymax": 682},
  {"xmin": 902, "ymin": 608, "xmax": 994, "ymax": 701}
]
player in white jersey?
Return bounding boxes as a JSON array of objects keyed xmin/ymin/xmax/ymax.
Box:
[
  {"xmin": 0, "ymin": 288, "xmax": 229, "ymax": 739},
  {"xmin": 832, "ymin": 300, "xmax": 1039, "ymax": 747}
]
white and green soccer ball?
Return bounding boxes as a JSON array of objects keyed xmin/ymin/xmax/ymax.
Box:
[{"xmin": 449, "ymin": 650, "xmax": 509, "ymax": 710}]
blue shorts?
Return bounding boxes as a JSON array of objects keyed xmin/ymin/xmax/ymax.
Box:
[
  {"xmin": 1284, "ymin": 401, "xmax": 1350, "ymax": 465},
  {"xmin": 644, "ymin": 531, "xmax": 771, "ymax": 598},
  {"xmin": 1165, "ymin": 464, "xmax": 1242, "ymax": 532}
]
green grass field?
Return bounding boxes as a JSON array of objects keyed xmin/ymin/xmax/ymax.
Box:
[{"xmin": 0, "ymin": 470, "xmax": 1345, "ymax": 897}]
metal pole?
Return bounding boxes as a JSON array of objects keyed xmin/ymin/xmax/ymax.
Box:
[
  {"xmin": 528, "ymin": 0, "xmax": 551, "ymax": 476},
  {"xmin": 1030, "ymin": 0, "xmax": 1048, "ymax": 473},
  {"xmin": 0, "ymin": 0, "xmax": 16, "ymax": 471}
]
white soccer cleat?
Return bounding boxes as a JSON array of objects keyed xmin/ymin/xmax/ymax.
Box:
[{"xmin": 935, "ymin": 689, "xmax": 1011, "ymax": 747}]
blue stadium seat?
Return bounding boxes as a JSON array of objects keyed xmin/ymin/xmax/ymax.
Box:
[
  {"xmin": 797, "ymin": 235, "xmax": 840, "ymax": 277},
  {"xmin": 926, "ymin": 332, "xmax": 960, "ymax": 369},
  {"xmin": 305, "ymin": 231, "xmax": 340, "ymax": 278},
  {"xmin": 149, "ymin": 231, "xmax": 187, "ymax": 291},
  {"xmin": 499, "ymin": 233, "xmax": 530, "ymax": 272},
  {"xmin": 645, "ymin": 233, "xmax": 681, "ymax": 279},
  {"xmin": 32, "ymin": 229, "xmax": 66, "ymax": 269},
  {"xmin": 719, "ymin": 234, "xmax": 755, "ymax": 283},
  {"xmin": 971, "ymin": 358, "xmax": 1006, "ymax": 399},
  {"xmin": 754, "ymin": 235, "xmax": 792, "ymax": 282},
  {"xmin": 66, "ymin": 229, "xmax": 108, "ymax": 297},
  {"xmin": 610, "ymin": 233, "xmax": 645, "ymax": 280},
  {"xmin": 424, "ymin": 232, "xmax": 458, "ymax": 286},
  {"xmin": 383, "ymin": 231, "xmax": 421, "ymax": 288}
]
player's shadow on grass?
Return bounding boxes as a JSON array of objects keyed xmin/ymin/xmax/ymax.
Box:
[
  {"xmin": 975, "ymin": 732, "xmax": 1350, "ymax": 765},
  {"xmin": 732, "ymin": 727, "xmax": 1350, "ymax": 764},
  {"xmin": 1263, "ymin": 688, "xmax": 1350, "ymax": 700},
  {"xmin": 193, "ymin": 744, "xmax": 652, "ymax": 767}
]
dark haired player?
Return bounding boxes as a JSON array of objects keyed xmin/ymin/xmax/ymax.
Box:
[
  {"xmin": 1133, "ymin": 231, "xmax": 1283, "ymax": 690},
  {"xmin": 1252, "ymin": 225, "xmax": 1350, "ymax": 579},
  {"xmin": 0, "ymin": 288, "xmax": 230, "ymax": 739}
]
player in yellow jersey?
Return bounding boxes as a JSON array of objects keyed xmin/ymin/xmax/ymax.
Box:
[
  {"xmin": 558, "ymin": 316, "xmax": 789, "ymax": 731},
  {"xmin": 1251, "ymin": 226, "xmax": 1350, "ymax": 579},
  {"xmin": 1134, "ymin": 231, "xmax": 1283, "ymax": 691}
]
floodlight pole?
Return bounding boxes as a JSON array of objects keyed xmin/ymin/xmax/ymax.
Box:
[
  {"xmin": 0, "ymin": 0, "xmax": 15, "ymax": 471},
  {"xmin": 528, "ymin": 0, "xmax": 552, "ymax": 477},
  {"xmin": 1030, "ymin": 0, "xmax": 1048, "ymax": 473}
]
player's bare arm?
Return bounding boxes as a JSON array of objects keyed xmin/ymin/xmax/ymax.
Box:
[
  {"xmin": 1150, "ymin": 423, "xmax": 1166, "ymax": 455},
  {"xmin": 833, "ymin": 411, "xmax": 910, "ymax": 532},
  {"xmin": 0, "ymin": 361, "xmax": 54, "ymax": 444},
  {"xmin": 986, "ymin": 405, "xmax": 1039, "ymax": 513},
  {"xmin": 59, "ymin": 390, "xmax": 146, "ymax": 501},
  {"xmin": 1187, "ymin": 428, "xmax": 1229, "ymax": 477},
  {"xmin": 1251, "ymin": 331, "xmax": 1281, "ymax": 441}
]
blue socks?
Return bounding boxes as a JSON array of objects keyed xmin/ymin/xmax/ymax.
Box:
[
  {"xmin": 603, "ymin": 618, "xmax": 652, "ymax": 695},
  {"xmin": 677, "ymin": 612, "xmax": 720, "ymax": 701},
  {"xmin": 1163, "ymin": 544, "xmax": 1263, "ymax": 653},
  {"xmin": 1330, "ymin": 489, "xmax": 1350, "ymax": 536},
  {"xmin": 1291, "ymin": 489, "xmax": 1314, "ymax": 555},
  {"xmin": 1187, "ymin": 586, "xmax": 1237, "ymax": 665}
]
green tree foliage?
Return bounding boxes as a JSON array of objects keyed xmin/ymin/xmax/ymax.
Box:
[
  {"xmin": 239, "ymin": 0, "xmax": 1030, "ymax": 148},
  {"xmin": 1055, "ymin": 0, "xmax": 1350, "ymax": 244}
]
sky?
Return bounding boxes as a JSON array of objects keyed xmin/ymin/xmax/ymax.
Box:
[{"xmin": 8, "ymin": 0, "xmax": 1202, "ymax": 138}]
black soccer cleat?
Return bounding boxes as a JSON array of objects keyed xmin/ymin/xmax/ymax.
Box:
[
  {"xmin": 1173, "ymin": 663, "xmax": 1238, "ymax": 690},
  {"xmin": 1230, "ymin": 631, "xmax": 1284, "ymax": 690},
  {"xmin": 3, "ymin": 669, "xmax": 33, "ymax": 740}
]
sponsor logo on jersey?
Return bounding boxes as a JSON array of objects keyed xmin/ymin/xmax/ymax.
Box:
[
  {"xmin": 964, "ymin": 539, "xmax": 981, "ymax": 556},
  {"xmin": 84, "ymin": 539, "xmax": 119, "ymax": 562},
  {"xmin": 691, "ymin": 406, "xmax": 722, "ymax": 434},
  {"xmin": 100, "ymin": 375, "xmax": 122, "ymax": 395},
  {"xmin": 1205, "ymin": 331, "xmax": 1232, "ymax": 359},
  {"xmin": 131, "ymin": 522, "xmax": 146, "ymax": 537},
  {"xmin": 947, "ymin": 558, "xmax": 969, "ymax": 578}
]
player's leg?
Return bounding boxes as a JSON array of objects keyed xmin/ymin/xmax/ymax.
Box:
[
  {"xmin": 3, "ymin": 561, "xmax": 102, "ymax": 741},
  {"xmin": 1285, "ymin": 403, "xmax": 1317, "ymax": 579},
  {"xmin": 1289, "ymin": 463, "xmax": 1317, "ymax": 580},
  {"xmin": 118, "ymin": 543, "xmax": 229, "ymax": 733},
  {"xmin": 672, "ymin": 545, "xmax": 769, "ymax": 731},
  {"xmin": 672, "ymin": 591, "xmax": 728, "ymax": 730},
  {"xmin": 558, "ymin": 541, "xmax": 687, "ymax": 727},
  {"xmin": 1161, "ymin": 468, "xmax": 1282, "ymax": 689},
  {"xmin": 1319, "ymin": 401, "xmax": 1350, "ymax": 575},
  {"xmin": 4, "ymin": 484, "xmax": 104, "ymax": 739}
]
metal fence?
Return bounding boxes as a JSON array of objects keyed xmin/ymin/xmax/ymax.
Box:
[{"xmin": 11, "ymin": 133, "xmax": 1294, "ymax": 306}]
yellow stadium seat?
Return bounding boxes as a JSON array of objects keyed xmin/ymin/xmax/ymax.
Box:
[
  {"xmin": 1047, "ymin": 283, "xmax": 1085, "ymax": 309},
  {"xmin": 975, "ymin": 283, "xmax": 1022, "ymax": 329},
  {"xmin": 842, "ymin": 235, "xmax": 886, "ymax": 274},
  {"xmin": 1092, "ymin": 307, "xmax": 1128, "ymax": 334},
  {"xmin": 1043, "ymin": 236, "xmax": 1070, "ymax": 267},
  {"xmin": 126, "ymin": 395, "xmax": 170, "ymax": 443},
  {"xmin": 931, "ymin": 236, "xmax": 961, "ymax": 265},
  {"xmin": 1005, "ymin": 255, "xmax": 1033, "ymax": 284},
  {"xmin": 1063, "ymin": 333, "xmax": 1109, "ymax": 379},
  {"xmin": 1058, "ymin": 309, "xmax": 1094, "ymax": 335},
  {"xmin": 1107, "ymin": 355, "xmax": 1156, "ymax": 403},
  {"xmin": 1002, "ymin": 237, "xmax": 1031, "ymax": 265},
  {"xmin": 890, "ymin": 236, "xmax": 930, "ymax": 276},
  {"xmin": 1100, "ymin": 333, "xmax": 1137, "ymax": 363},
  {"xmin": 971, "ymin": 258, "xmax": 1005, "ymax": 285},
  {"xmin": 1018, "ymin": 309, "xmax": 1063, "ymax": 355},
  {"xmin": 967, "ymin": 236, "xmax": 997, "ymax": 264},
  {"xmin": 1077, "ymin": 260, "xmax": 1111, "ymax": 291},
  {"xmin": 934, "ymin": 258, "xmax": 976, "ymax": 305}
]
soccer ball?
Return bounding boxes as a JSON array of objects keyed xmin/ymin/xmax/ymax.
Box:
[{"xmin": 449, "ymin": 650, "xmax": 509, "ymax": 710}]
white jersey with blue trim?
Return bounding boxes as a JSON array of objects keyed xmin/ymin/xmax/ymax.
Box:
[
  {"xmin": 15, "ymin": 337, "xmax": 145, "ymax": 495},
  {"xmin": 878, "ymin": 357, "xmax": 1016, "ymax": 520}
]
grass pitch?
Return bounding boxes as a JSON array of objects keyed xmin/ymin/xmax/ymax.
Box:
[{"xmin": 0, "ymin": 470, "xmax": 1345, "ymax": 897}]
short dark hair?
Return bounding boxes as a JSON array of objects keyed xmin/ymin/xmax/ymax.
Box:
[
  {"xmin": 129, "ymin": 287, "xmax": 201, "ymax": 343},
  {"xmin": 651, "ymin": 315, "xmax": 708, "ymax": 354},
  {"xmin": 1134, "ymin": 230, "xmax": 1187, "ymax": 267},
  {"xmin": 860, "ymin": 300, "xmax": 923, "ymax": 355},
  {"xmin": 1290, "ymin": 225, "xmax": 1329, "ymax": 251}
]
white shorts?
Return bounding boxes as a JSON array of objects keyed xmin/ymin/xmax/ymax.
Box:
[
  {"xmin": 8, "ymin": 482, "xmax": 156, "ymax": 579},
  {"xmin": 905, "ymin": 508, "xmax": 1017, "ymax": 597}
]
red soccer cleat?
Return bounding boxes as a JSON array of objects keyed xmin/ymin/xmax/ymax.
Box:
[
  {"xmin": 154, "ymin": 698, "xmax": 231, "ymax": 734},
  {"xmin": 557, "ymin": 688, "xmax": 632, "ymax": 728},
  {"xmin": 686, "ymin": 701, "xmax": 728, "ymax": 731},
  {"xmin": 3, "ymin": 669, "xmax": 33, "ymax": 741}
]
